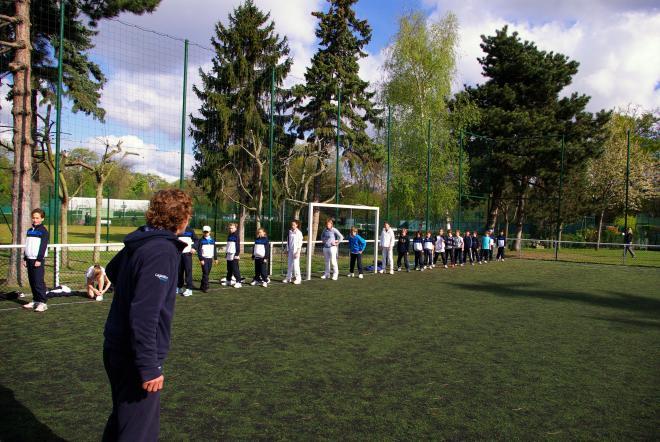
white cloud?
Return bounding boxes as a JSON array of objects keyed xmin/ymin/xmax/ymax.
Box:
[
  {"xmin": 82, "ymin": 135, "xmax": 193, "ymax": 182},
  {"xmin": 424, "ymin": 0, "xmax": 660, "ymax": 111}
]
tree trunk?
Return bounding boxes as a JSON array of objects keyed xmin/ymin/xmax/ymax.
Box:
[
  {"xmin": 30, "ymin": 89, "xmax": 40, "ymax": 210},
  {"xmin": 310, "ymin": 169, "xmax": 322, "ymax": 245},
  {"xmin": 596, "ymin": 208, "xmax": 605, "ymax": 251},
  {"xmin": 7, "ymin": 0, "xmax": 33, "ymax": 287},
  {"xmin": 93, "ymin": 180, "xmax": 104, "ymax": 263},
  {"xmin": 239, "ymin": 205, "xmax": 248, "ymax": 255},
  {"xmin": 513, "ymin": 192, "xmax": 526, "ymax": 252},
  {"xmin": 485, "ymin": 189, "xmax": 501, "ymax": 231}
]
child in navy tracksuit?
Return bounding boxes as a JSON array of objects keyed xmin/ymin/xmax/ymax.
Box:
[
  {"xmin": 177, "ymin": 225, "xmax": 198, "ymax": 297},
  {"xmin": 445, "ymin": 231, "xmax": 454, "ymax": 266},
  {"xmin": 472, "ymin": 231, "xmax": 480, "ymax": 263},
  {"xmin": 496, "ymin": 231, "xmax": 506, "ymax": 261},
  {"xmin": 197, "ymin": 226, "xmax": 217, "ymax": 292},
  {"xmin": 412, "ymin": 231, "xmax": 424, "ymax": 271},
  {"xmin": 348, "ymin": 226, "xmax": 367, "ymax": 278},
  {"xmin": 464, "ymin": 230, "xmax": 473, "ymax": 265},
  {"xmin": 251, "ymin": 228, "xmax": 270, "ymax": 287},
  {"xmin": 22, "ymin": 208, "xmax": 49, "ymax": 312},
  {"xmin": 223, "ymin": 223, "xmax": 242, "ymax": 288},
  {"xmin": 396, "ymin": 228, "xmax": 410, "ymax": 272}
]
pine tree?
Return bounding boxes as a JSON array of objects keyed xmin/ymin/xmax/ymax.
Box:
[
  {"xmin": 294, "ymin": 0, "xmax": 380, "ymax": 239},
  {"xmin": 459, "ymin": 26, "xmax": 609, "ymax": 247},
  {"xmin": 191, "ymin": 0, "xmax": 292, "ymax": 251}
]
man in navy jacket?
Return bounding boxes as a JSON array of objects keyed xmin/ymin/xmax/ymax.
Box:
[{"xmin": 103, "ymin": 189, "xmax": 192, "ymax": 442}]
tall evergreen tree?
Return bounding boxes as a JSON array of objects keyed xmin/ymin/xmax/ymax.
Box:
[
  {"xmin": 191, "ymin": 0, "xmax": 292, "ymax": 250},
  {"xmin": 458, "ymin": 26, "xmax": 609, "ymax": 247},
  {"xmin": 294, "ymin": 0, "xmax": 380, "ymax": 239}
]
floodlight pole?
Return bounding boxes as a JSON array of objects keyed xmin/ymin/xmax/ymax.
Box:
[
  {"xmin": 106, "ymin": 190, "xmax": 110, "ymax": 243},
  {"xmin": 623, "ymin": 128, "xmax": 630, "ymax": 263},
  {"xmin": 179, "ymin": 39, "xmax": 189, "ymax": 189},
  {"xmin": 386, "ymin": 105, "xmax": 391, "ymax": 221},
  {"xmin": 426, "ymin": 120, "xmax": 431, "ymax": 231}
]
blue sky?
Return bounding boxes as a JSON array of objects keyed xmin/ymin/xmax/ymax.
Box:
[{"xmin": 3, "ymin": 0, "xmax": 657, "ymax": 181}]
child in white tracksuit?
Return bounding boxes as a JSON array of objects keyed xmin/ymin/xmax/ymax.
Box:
[
  {"xmin": 285, "ymin": 219, "xmax": 303, "ymax": 284},
  {"xmin": 321, "ymin": 218, "xmax": 344, "ymax": 280},
  {"xmin": 380, "ymin": 222, "xmax": 395, "ymax": 274}
]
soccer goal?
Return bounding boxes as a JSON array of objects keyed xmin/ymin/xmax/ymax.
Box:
[{"xmin": 305, "ymin": 202, "xmax": 380, "ymax": 281}]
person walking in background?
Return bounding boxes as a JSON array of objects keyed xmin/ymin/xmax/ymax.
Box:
[
  {"xmin": 85, "ymin": 264, "xmax": 111, "ymax": 301},
  {"xmin": 496, "ymin": 230, "xmax": 507, "ymax": 261},
  {"xmin": 177, "ymin": 224, "xmax": 198, "ymax": 297},
  {"xmin": 434, "ymin": 228, "xmax": 447, "ymax": 268},
  {"xmin": 223, "ymin": 223, "xmax": 242, "ymax": 288},
  {"xmin": 423, "ymin": 231, "xmax": 435, "ymax": 269},
  {"xmin": 197, "ymin": 226, "xmax": 217, "ymax": 293},
  {"xmin": 251, "ymin": 228, "xmax": 270, "ymax": 287},
  {"xmin": 623, "ymin": 227, "xmax": 636, "ymax": 258},
  {"xmin": 413, "ymin": 230, "xmax": 424, "ymax": 271},
  {"xmin": 284, "ymin": 219, "xmax": 303, "ymax": 284},
  {"xmin": 21, "ymin": 208, "xmax": 49, "ymax": 312},
  {"xmin": 103, "ymin": 189, "xmax": 192, "ymax": 442},
  {"xmin": 321, "ymin": 218, "xmax": 344, "ymax": 280},
  {"xmin": 396, "ymin": 228, "xmax": 411, "ymax": 272},
  {"xmin": 348, "ymin": 226, "xmax": 367, "ymax": 279},
  {"xmin": 380, "ymin": 222, "xmax": 395, "ymax": 274}
]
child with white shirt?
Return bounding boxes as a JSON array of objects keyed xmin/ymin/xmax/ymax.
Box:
[
  {"xmin": 251, "ymin": 228, "xmax": 270, "ymax": 287},
  {"xmin": 197, "ymin": 225, "xmax": 217, "ymax": 292},
  {"xmin": 284, "ymin": 219, "xmax": 303, "ymax": 284},
  {"xmin": 380, "ymin": 222, "xmax": 395, "ymax": 274},
  {"xmin": 321, "ymin": 218, "xmax": 344, "ymax": 280}
]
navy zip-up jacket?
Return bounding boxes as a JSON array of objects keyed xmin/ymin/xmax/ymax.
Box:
[
  {"xmin": 226, "ymin": 232, "xmax": 240, "ymax": 259},
  {"xmin": 103, "ymin": 226, "xmax": 186, "ymax": 382},
  {"xmin": 397, "ymin": 235, "xmax": 410, "ymax": 254},
  {"xmin": 252, "ymin": 236, "xmax": 270, "ymax": 260},
  {"xmin": 464, "ymin": 235, "xmax": 473, "ymax": 249},
  {"xmin": 24, "ymin": 224, "xmax": 49, "ymax": 262}
]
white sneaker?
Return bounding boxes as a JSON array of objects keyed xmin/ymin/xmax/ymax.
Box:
[
  {"xmin": 358, "ymin": 274, "xmax": 364, "ymax": 279},
  {"xmin": 182, "ymin": 289, "xmax": 193, "ymax": 297},
  {"xmin": 250, "ymin": 280, "xmax": 258, "ymax": 286},
  {"xmin": 282, "ymin": 279, "xmax": 290, "ymax": 284},
  {"xmin": 262, "ymin": 282, "xmax": 268, "ymax": 288},
  {"xmin": 234, "ymin": 283, "xmax": 242, "ymax": 288},
  {"xmin": 293, "ymin": 279, "xmax": 301, "ymax": 285},
  {"xmin": 221, "ymin": 282, "xmax": 229, "ymax": 286},
  {"xmin": 444, "ymin": 265, "xmax": 448, "ymax": 269},
  {"xmin": 320, "ymin": 274, "xmax": 328, "ymax": 280},
  {"xmin": 397, "ymin": 267, "xmax": 401, "ymax": 272},
  {"xmin": 34, "ymin": 302, "xmax": 48, "ymax": 312},
  {"xmin": 22, "ymin": 302, "xmax": 34, "ymax": 310},
  {"xmin": 332, "ymin": 275, "xmax": 338, "ymax": 281},
  {"xmin": 347, "ymin": 273, "xmax": 354, "ymax": 278},
  {"xmin": 96, "ymin": 296, "xmax": 104, "ymax": 302},
  {"xmin": 17, "ymin": 292, "xmax": 25, "ymax": 299},
  {"xmin": 379, "ymin": 270, "xmax": 384, "ymax": 274},
  {"xmin": 389, "ymin": 270, "xmax": 394, "ymax": 275},
  {"xmin": 420, "ymin": 268, "xmax": 425, "ymax": 272}
]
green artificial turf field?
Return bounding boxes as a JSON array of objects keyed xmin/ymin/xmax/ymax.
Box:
[{"xmin": 0, "ymin": 260, "xmax": 658, "ymax": 440}]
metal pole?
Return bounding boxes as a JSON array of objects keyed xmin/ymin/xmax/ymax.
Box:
[
  {"xmin": 386, "ymin": 105, "xmax": 391, "ymax": 221},
  {"xmin": 53, "ymin": 0, "xmax": 65, "ymax": 247},
  {"xmin": 269, "ymin": 66, "xmax": 275, "ymax": 234},
  {"xmin": 555, "ymin": 135, "xmax": 565, "ymax": 261},
  {"xmin": 106, "ymin": 190, "xmax": 110, "ymax": 243},
  {"xmin": 47, "ymin": 185, "xmax": 52, "ymax": 234},
  {"xmin": 623, "ymin": 129, "xmax": 630, "ymax": 262},
  {"xmin": 426, "ymin": 120, "xmax": 431, "ymax": 231},
  {"xmin": 336, "ymin": 84, "xmax": 341, "ymax": 217},
  {"xmin": 458, "ymin": 130, "xmax": 463, "ymax": 230},
  {"xmin": 179, "ymin": 39, "xmax": 189, "ymax": 189}
]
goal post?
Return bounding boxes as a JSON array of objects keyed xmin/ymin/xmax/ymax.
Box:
[{"xmin": 306, "ymin": 202, "xmax": 380, "ymax": 281}]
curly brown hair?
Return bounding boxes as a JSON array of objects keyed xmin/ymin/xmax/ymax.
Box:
[{"xmin": 145, "ymin": 189, "xmax": 193, "ymax": 232}]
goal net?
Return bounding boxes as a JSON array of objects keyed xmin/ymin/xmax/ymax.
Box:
[{"xmin": 302, "ymin": 203, "xmax": 380, "ymax": 281}]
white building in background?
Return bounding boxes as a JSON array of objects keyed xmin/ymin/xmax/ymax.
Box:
[{"xmin": 68, "ymin": 197, "xmax": 149, "ymax": 218}]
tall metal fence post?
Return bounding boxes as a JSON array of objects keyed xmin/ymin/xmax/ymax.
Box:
[
  {"xmin": 555, "ymin": 134, "xmax": 565, "ymax": 261},
  {"xmin": 179, "ymin": 39, "xmax": 189, "ymax": 189},
  {"xmin": 335, "ymin": 83, "xmax": 341, "ymax": 217},
  {"xmin": 106, "ymin": 190, "xmax": 110, "ymax": 246},
  {"xmin": 458, "ymin": 130, "xmax": 463, "ymax": 230},
  {"xmin": 426, "ymin": 119, "xmax": 431, "ymax": 231},
  {"xmin": 623, "ymin": 128, "xmax": 630, "ymax": 264},
  {"xmin": 386, "ymin": 105, "xmax": 391, "ymax": 221},
  {"xmin": 53, "ymin": 0, "xmax": 65, "ymax": 287},
  {"xmin": 268, "ymin": 66, "xmax": 275, "ymax": 234}
]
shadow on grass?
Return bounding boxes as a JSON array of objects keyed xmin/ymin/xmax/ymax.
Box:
[
  {"xmin": 444, "ymin": 281, "xmax": 660, "ymax": 316},
  {"xmin": 0, "ymin": 384, "xmax": 65, "ymax": 442},
  {"xmin": 582, "ymin": 315, "xmax": 660, "ymax": 330}
]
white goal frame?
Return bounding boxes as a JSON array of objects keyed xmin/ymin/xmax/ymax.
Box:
[{"xmin": 306, "ymin": 202, "xmax": 380, "ymax": 281}]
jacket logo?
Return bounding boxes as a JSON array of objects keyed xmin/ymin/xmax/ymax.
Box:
[{"xmin": 155, "ymin": 273, "xmax": 169, "ymax": 283}]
